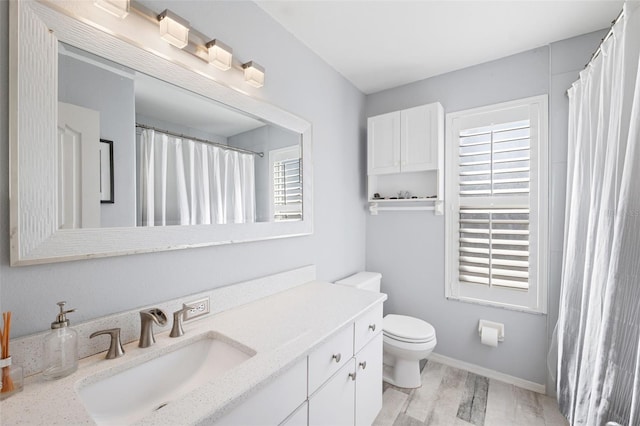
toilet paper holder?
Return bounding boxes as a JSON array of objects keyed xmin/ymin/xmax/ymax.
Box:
[{"xmin": 478, "ymin": 320, "xmax": 505, "ymax": 342}]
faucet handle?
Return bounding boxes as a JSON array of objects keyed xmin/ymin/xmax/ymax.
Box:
[
  {"xmin": 170, "ymin": 305, "xmax": 193, "ymax": 338},
  {"xmin": 90, "ymin": 328, "xmax": 125, "ymax": 359}
]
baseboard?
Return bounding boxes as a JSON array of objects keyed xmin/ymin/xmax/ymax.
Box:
[{"xmin": 429, "ymin": 352, "xmax": 546, "ymax": 395}]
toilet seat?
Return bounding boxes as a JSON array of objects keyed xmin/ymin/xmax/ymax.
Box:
[
  {"xmin": 383, "ymin": 333, "xmax": 438, "ymax": 352},
  {"xmin": 383, "ymin": 314, "xmax": 436, "ymax": 343}
]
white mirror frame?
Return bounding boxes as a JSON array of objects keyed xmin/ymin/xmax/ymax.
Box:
[{"xmin": 9, "ymin": 0, "xmax": 313, "ymax": 266}]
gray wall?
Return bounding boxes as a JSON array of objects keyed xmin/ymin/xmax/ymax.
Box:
[
  {"xmin": 59, "ymin": 54, "xmax": 137, "ymax": 228},
  {"xmin": 0, "ymin": 1, "xmax": 367, "ymax": 337},
  {"xmin": 365, "ymin": 32, "xmax": 606, "ymax": 387}
]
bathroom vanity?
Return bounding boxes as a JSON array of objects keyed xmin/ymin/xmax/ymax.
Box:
[{"xmin": 0, "ymin": 277, "xmax": 386, "ymax": 425}]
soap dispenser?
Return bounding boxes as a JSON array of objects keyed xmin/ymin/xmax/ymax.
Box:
[{"xmin": 42, "ymin": 301, "xmax": 78, "ymax": 380}]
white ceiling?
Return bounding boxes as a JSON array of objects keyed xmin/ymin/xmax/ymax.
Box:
[{"xmin": 256, "ymin": 1, "xmax": 623, "ymax": 94}]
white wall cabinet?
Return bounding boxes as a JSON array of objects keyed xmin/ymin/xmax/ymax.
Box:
[
  {"xmin": 367, "ymin": 102, "xmax": 444, "ymax": 214},
  {"xmin": 367, "ymin": 104, "xmax": 441, "ymax": 175},
  {"xmin": 215, "ymin": 303, "xmax": 383, "ymax": 426}
]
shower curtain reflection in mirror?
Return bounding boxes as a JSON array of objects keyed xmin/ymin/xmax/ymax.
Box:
[{"xmin": 138, "ymin": 129, "xmax": 256, "ymax": 226}]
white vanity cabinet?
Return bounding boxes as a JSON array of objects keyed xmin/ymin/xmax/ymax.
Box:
[
  {"xmin": 214, "ymin": 357, "xmax": 308, "ymax": 425},
  {"xmin": 308, "ymin": 304, "xmax": 383, "ymax": 426},
  {"xmin": 367, "ymin": 102, "xmax": 444, "ymax": 211},
  {"xmin": 213, "ymin": 302, "xmax": 383, "ymax": 426}
]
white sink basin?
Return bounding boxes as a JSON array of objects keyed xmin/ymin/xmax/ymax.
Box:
[{"xmin": 76, "ymin": 333, "xmax": 255, "ymax": 425}]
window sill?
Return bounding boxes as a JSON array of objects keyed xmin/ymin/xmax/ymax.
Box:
[{"xmin": 445, "ymin": 295, "xmax": 547, "ymax": 315}]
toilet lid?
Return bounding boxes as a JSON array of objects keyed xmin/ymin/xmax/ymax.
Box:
[{"xmin": 384, "ymin": 314, "xmax": 436, "ymax": 342}]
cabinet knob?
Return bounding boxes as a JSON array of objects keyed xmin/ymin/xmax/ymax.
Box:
[
  {"xmin": 359, "ymin": 361, "xmax": 367, "ymax": 370},
  {"xmin": 349, "ymin": 372, "xmax": 357, "ymax": 381},
  {"xmin": 368, "ymin": 324, "xmax": 376, "ymax": 332},
  {"xmin": 332, "ymin": 353, "xmax": 342, "ymax": 363}
]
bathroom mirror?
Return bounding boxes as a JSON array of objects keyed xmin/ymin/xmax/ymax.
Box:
[
  {"xmin": 58, "ymin": 43, "xmax": 303, "ymax": 228},
  {"xmin": 9, "ymin": 1, "xmax": 313, "ymax": 265}
]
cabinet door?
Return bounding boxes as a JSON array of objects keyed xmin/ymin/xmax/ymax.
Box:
[
  {"xmin": 309, "ymin": 359, "xmax": 356, "ymax": 426},
  {"xmin": 401, "ymin": 104, "xmax": 438, "ymax": 172},
  {"xmin": 367, "ymin": 111, "xmax": 401, "ymax": 175},
  {"xmin": 355, "ymin": 333, "xmax": 383, "ymax": 426}
]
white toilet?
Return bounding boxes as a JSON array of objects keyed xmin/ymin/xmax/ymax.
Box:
[{"xmin": 335, "ymin": 271, "xmax": 437, "ymax": 389}]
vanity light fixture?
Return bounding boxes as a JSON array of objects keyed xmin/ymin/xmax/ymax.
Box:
[
  {"xmin": 206, "ymin": 40, "xmax": 233, "ymax": 71},
  {"xmin": 242, "ymin": 61, "xmax": 265, "ymax": 88},
  {"xmin": 94, "ymin": 0, "xmax": 129, "ymax": 18},
  {"xmin": 157, "ymin": 9, "xmax": 190, "ymax": 49}
]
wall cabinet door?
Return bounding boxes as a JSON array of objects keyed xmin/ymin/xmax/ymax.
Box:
[
  {"xmin": 401, "ymin": 104, "xmax": 439, "ymax": 172},
  {"xmin": 367, "ymin": 111, "xmax": 400, "ymax": 175},
  {"xmin": 309, "ymin": 359, "xmax": 356, "ymax": 426},
  {"xmin": 355, "ymin": 333, "xmax": 383, "ymax": 426}
]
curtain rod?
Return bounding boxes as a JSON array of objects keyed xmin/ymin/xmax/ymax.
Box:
[
  {"xmin": 584, "ymin": 9, "xmax": 624, "ymax": 69},
  {"xmin": 136, "ymin": 123, "xmax": 264, "ymax": 158}
]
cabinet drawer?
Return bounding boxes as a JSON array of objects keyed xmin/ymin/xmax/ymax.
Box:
[
  {"xmin": 308, "ymin": 325, "xmax": 354, "ymax": 395},
  {"xmin": 354, "ymin": 303, "xmax": 383, "ymax": 353}
]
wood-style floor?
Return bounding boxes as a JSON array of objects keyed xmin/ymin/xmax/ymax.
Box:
[{"xmin": 373, "ymin": 360, "xmax": 569, "ymax": 426}]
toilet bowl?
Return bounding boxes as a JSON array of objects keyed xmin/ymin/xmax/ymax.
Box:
[
  {"xmin": 382, "ymin": 314, "xmax": 437, "ymax": 388},
  {"xmin": 335, "ymin": 272, "xmax": 437, "ymax": 389}
]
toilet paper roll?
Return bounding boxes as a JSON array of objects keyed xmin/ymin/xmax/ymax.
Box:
[{"xmin": 481, "ymin": 326, "xmax": 499, "ymax": 347}]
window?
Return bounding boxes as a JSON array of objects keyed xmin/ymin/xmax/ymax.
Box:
[
  {"xmin": 270, "ymin": 145, "xmax": 302, "ymax": 221},
  {"xmin": 445, "ymin": 95, "xmax": 548, "ymax": 313}
]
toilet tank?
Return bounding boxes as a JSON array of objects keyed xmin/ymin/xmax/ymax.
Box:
[{"xmin": 335, "ymin": 272, "xmax": 382, "ymax": 292}]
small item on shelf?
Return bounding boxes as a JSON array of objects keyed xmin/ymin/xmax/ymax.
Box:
[
  {"xmin": 373, "ymin": 193, "xmax": 383, "ymax": 200},
  {"xmin": 390, "ymin": 197, "xmax": 398, "ymax": 199},
  {"xmin": 411, "ymin": 196, "xmax": 418, "ymax": 199}
]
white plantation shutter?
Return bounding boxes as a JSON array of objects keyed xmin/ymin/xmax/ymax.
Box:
[
  {"xmin": 270, "ymin": 145, "xmax": 302, "ymax": 221},
  {"xmin": 273, "ymin": 157, "xmax": 302, "ymax": 220},
  {"xmin": 458, "ymin": 208, "xmax": 529, "ymax": 289},
  {"xmin": 445, "ymin": 96, "xmax": 548, "ymax": 312},
  {"xmin": 458, "ymin": 119, "xmax": 531, "ymax": 291}
]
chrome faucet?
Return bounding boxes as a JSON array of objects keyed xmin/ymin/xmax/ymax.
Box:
[
  {"xmin": 138, "ymin": 308, "xmax": 168, "ymax": 348},
  {"xmin": 90, "ymin": 328, "xmax": 125, "ymax": 359},
  {"xmin": 170, "ymin": 305, "xmax": 193, "ymax": 338}
]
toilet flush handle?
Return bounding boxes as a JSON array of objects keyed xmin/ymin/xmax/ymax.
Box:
[{"xmin": 368, "ymin": 324, "xmax": 376, "ymax": 332}]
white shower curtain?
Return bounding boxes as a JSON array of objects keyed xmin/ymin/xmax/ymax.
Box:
[
  {"xmin": 557, "ymin": 2, "xmax": 640, "ymax": 425},
  {"xmin": 139, "ymin": 129, "xmax": 256, "ymax": 226}
]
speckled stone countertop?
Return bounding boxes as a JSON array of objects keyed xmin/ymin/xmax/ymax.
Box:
[{"xmin": 0, "ymin": 281, "xmax": 386, "ymax": 425}]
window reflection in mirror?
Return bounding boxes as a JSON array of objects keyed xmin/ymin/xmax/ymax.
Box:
[{"xmin": 57, "ymin": 42, "xmax": 302, "ymax": 228}]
